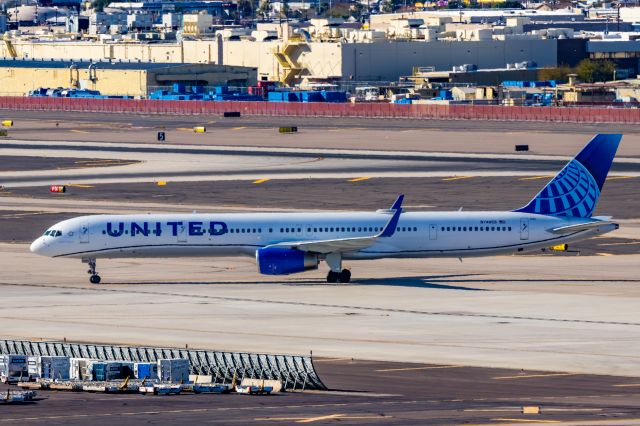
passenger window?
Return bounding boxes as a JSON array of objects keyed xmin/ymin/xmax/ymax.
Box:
[
  {"xmin": 280, "ymin": 228, "xmax": 283, "ymax": 233},
  {"xmin": 474, "ymin": 227, "xmax": 478, "ymax": 231},
  {"xmin": 508, "ymin": 227, "xmax": 512, "ymax": 231},
  {"xmin": 269, "ymin": 228, "xmax": 273, "ymax": 233},
  {"xmin": 341, "ymin": 227, "xmax": 345, "ymax": 232},
  {"xmin": 491, "ymin": 227, "xmax": 495, "ymax": 231},
  {"xmin": 297, "ymin": 228, "xmax": 301, "ymax": 233}
]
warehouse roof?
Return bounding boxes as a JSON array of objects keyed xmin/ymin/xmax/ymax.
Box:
[{"xmin": 0, "ymin": 58, "xmax": 193, "ymax": 70}]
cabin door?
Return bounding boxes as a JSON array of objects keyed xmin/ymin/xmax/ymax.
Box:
[{"xmin": 79, "ymin": 223, "xmax": 89, "ymax": 243}]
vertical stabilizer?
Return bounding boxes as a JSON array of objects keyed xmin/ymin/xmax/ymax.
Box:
[{"xmin": 515, "ymin": 134, "xmax": 621, "ymax": 218}]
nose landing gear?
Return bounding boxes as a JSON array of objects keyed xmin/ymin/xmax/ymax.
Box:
[{"xmin": 82, "ymin": 257, "xmax": 101, "ymax": 284}]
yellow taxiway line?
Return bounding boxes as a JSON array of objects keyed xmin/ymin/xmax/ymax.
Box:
[{"xmin": 442, "ymin": 176, "xmax": 472, "ymax": 181}]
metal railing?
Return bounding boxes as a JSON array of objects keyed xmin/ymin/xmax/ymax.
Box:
[{"xmin": 0, "ymin": 339, "xmax": 326, "ymax": 391}]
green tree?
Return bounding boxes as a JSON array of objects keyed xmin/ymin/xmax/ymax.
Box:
[
  {"xmin": 381, "ymin": 0, "xmax": 394, "ymax": 13},
  {"xmin": 236, "ymin": 0, "xmax": 253, "ymax": 18},
  {"xmin": 575, "ymin": 59, "xmax": 615, "ymax": 83},
  {"xmin": 256, "ymin": 0, "xmax": 272, "ymax": 19},
  {"xmin": 92, "ymin": 0, "xmax": 111, "ymax": 12},
  {"xmin": 538, "ymin": 66, "xmax": 573, "ymax": 83}
]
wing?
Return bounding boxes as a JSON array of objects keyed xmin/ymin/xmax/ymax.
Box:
[{"xmin": 265, "ymin": 195, "xmax": 404, "ymax": 255}]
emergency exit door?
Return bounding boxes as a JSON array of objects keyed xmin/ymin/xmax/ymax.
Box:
[
  {"xmin": 520, "ymin": 219, "xmax": 530, "ymax": 240},
  {"xmin": 429, "ymin": 224, "xmax": 437, "ymax": 240}
]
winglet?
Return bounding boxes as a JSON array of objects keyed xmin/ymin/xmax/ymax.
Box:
[
  {"xmin": 379, "ymin": 195, "xmax": 404, "ymax": 238},
  {"xmin": 390, "ymin": 194, "xmax": 404, "ymax": 211}
]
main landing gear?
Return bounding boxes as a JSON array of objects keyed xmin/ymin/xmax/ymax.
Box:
[
  {"xmin": 326, "ymin": 269, "xmax": 351, "ymax": 283},
  {"xmin": 324, "ymin": 252, "xmax": 351, "ymax": 283},
  {"xmin": 83, "ymin": 257, "xmax": 101, "ymax": 284}
]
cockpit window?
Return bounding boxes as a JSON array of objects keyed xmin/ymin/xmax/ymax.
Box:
[
  {"xmin": 44, "ymin": 230, "xmax": 51, "ymax": 236},
  {"xmin": 55, "ymin": 231, "xmax": 62, "ymax": 237}
]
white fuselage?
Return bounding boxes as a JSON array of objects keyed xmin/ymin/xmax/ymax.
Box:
[{"xmin": 30, "ymin": 211, "xmax": 616, "ymax": 261}]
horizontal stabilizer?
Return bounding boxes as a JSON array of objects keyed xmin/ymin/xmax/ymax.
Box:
[{"xmin": 549, "ymin": 221, "xmax": 615, "ymax": 235}]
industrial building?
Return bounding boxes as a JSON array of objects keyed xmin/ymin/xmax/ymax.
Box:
[{"xmin": 0, "ymin": 59, "xmax": 256, "ymax": 97}]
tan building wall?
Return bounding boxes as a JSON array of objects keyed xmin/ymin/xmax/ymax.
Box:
[
  {"xmin": 0, "ymin": 40, "xmax": 218, "ymax": 64},
  {"xmin": 0, "ymin": 67, "xmax": 149, "ymax": 96},
  {"xmin": 0, "ymin": 63, "xmax": 256, "ymax": 97}
]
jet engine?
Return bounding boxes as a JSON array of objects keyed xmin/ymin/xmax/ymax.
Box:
[{"xmin": 256, "ymin": 247, "xmax": 319, "ymax": 275}]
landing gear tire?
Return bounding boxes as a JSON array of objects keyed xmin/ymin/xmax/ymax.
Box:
[
  {"xmin": 326, "ymin": 269, "xmax": 351, "ymax": 283},
  {"xmin": 89, "ymin": 275, "xmax": 101, "ymax": 284}
]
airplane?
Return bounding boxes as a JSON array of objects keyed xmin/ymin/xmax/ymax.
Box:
[{"xmin": 30, "ymin": 134, "xmax": 621, "ymax": 284}]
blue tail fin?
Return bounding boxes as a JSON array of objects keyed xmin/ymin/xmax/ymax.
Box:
[{"xmin": 515, "ymin": 134, "xmax": 621, "ymax": 218}]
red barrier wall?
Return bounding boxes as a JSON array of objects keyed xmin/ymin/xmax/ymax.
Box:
[{"xmin": 0, "ymin": 96, "xmax": 639, "ymax": 123}]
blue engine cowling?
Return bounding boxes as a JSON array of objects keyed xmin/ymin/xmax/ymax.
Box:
[{"xmin": 256, "ymin": 247, "xmax": 318, "ymax": 275}]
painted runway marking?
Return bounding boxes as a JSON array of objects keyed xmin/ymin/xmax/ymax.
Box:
[
  {"xmin": 442, "ymin": 176, "xmax": 472, "ymax": 181},
  {"xmin": 606, "ymin": 176, "xmax": 636, "ymax": 180},
  {"xmin": 491, "ymin": 419, "xmax": 560, "ymax": 424},
  {"xmin": 614, "ymin": 383, "xmax": 640, "ymax": 387},
  {"xmin": 313, "ymin": 357, "xmax": 353, "ymax": 363},
  {"xmin": 233, "ymin": 126, "xmax": 247, "ymax": 130},
  {"xmin": 519, "ymin": 175, "xmax": 554, "ymax": 181},
  {"xmin": 376, "ymin": 365, "xmax": 463, "ymax": 372},
  {"xmin": 493, "ymin": 373, "xmax": 580, "ymax": 380},
  {"xmin": 66, "ymin": 184, "xmax": 94, "ymax": 188},
  {"xmin": 69, "ymin": 129, "xmax": 90, "ymax": 134},
  {"xmin": 255, "ymin": 414, "xmax": 389, "ymax": 423},
  {"xmin": 348, "ymin": 177, "xmax": 370, "ymax": 182},
  {"xmin": 253, "ymin": 178, "xmax": 270, "ymax": 184},
  {"xmin": 597, "ymin": 253, "xmax": 614, "ymax": 257},
  {"xmin": 598, "ymin": 241, "xmax": 640, "ymax": 247}
]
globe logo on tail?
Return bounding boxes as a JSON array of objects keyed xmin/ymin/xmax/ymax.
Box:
[{"xmin": 522, "ymin": 159, "xmax": 600, "ymax": 218}]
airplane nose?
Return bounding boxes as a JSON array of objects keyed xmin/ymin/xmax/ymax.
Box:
[{"xmin": 30, "ymin": 238, "xmax": 48, "ymax": 255}]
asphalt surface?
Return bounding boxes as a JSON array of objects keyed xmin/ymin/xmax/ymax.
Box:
[
  {"xmin": 2, "ymin": 359, "xmax": 640, "ymax": 425},
  {"xmin": 3, "ymin": 142, "xmax": 640, "ymax": 189},
  {"xmin": 2, "ymin": 110, "xmax": 640, "ymax": 425},
  {"xmin": 0, "ymin": 155, "xmax": 138, "ymax": 172}
]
